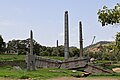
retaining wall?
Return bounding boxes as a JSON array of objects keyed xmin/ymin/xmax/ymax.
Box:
[
  {"xmin": 0, "ymin": 60, "xmax": 26, "ymax": 68},
  {"xmin": 35, "ymin": 56, "xmax": 88, "ymax": 69}
]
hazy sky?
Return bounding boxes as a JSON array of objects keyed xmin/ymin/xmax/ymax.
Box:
[{"xmin": 0, "ymin": 0, "xmax": 120, "ymax": 47}]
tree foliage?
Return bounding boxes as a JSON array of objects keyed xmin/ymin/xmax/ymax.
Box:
[
  {"xmin": 69, "ymin": 47, "xmax": 79, "ymax": 57},
  {"xmin": 116, "ymin": 32, "xmax": 120, "ymax": 50},
  {"xmin": 98, "ymin": 3, "xmax": 120, "ymax": 26},
  {"xmin": 6, "ymin": 39, "xmax": 41, "ymax": 55},
  {"xmin": 6, "ymin": 39, "xmax": 80, "ymax": 57},
  {"xmin": 0, "ymin": 35, "xmax": 6, "ymax": 53},
  {"xmin": 0, "ymin": 35, "xmax": 3, "ymax": 46}
]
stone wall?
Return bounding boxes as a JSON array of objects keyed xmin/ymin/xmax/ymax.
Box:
[
  {"xmin": 0, "ymin": 60, "xmax": 26, "ymax": 68},
  {"xmin": 0, "ymin": 56, "xmax": 88, "ymax": 70},
  {"xmin": 35, "ymin": 56, "xmax": 88, "ymax": 69},
  {"xmin": 35, "ymin": 56, "xmax": 62, "ymax": 68},
  {"xmin": 61, "ymin": 58, "xmax": 88, "ymax": 69},
  {"xmin": 84, "ymin": 64, "xmax": 113, "ymax": 74}
]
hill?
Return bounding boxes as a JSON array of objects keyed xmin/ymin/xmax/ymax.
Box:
[{"xmin": 84, "ymin": 41, "xmax": 113, "ymax": 53}]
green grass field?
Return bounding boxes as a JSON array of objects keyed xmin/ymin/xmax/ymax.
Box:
[
  {"xmin": 0, "ymin": 66, "xmax": 82, "ymax": 79},
  {"xmin": 0, "ymin": 54, "xmax": 25, "ymax": 61},
  {"xmin": 0, "ymin": 54, "xmax": 120, "ymax": 79},
  {"xmin": 43, "ymin": 56, "xmax": 64, "ymax": 61},
  {"xmin": 0, "ymin": 66, "xmax": 120, "ymax": 80},
  {"xmin": 0, "ymin": 54, "xmax": 64, "ymax": 61}
]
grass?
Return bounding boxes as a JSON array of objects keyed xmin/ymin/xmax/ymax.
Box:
[
  {"xmin": 104, "ymin": 64, "xmax": 120, "ymax": 70},
  {"xmin": 90, "ymin": 73, "xmax": 120, "ymax": 76},
  {"xmin": 43, "ymin": 56, "xmax": 64, "ymax": 61},
  {"xmin": 94, "ymin": 60, "xmax": 120, "ymax": 70},
  {"xmin": 0, "ymin": 54, "xmax": 64, "ymax": 61},
  {"xmin": 1, "ymin": 66, "xmax": 120, "ymax": 80},
  {"xmin": 0, "ymin": 54, "xmax": 120, "ymax": 79},
  {"xmin": 0, "ymin": 66, "xmax": 82, "ymax": 79},
  {"xmin": 0, "ymin": 54, "xmax": 25, "ymax": 61},
  {"xmin": 95, "ymin": 60, "xmax": 120, "ymax": 64},
  {"xmin": 89, "ymin": 73, "xmax": 120, "ymax": 79}
]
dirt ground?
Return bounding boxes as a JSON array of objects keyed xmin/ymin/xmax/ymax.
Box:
[
  {"xmin": 49, "ymin": 77, "xmax": 120, "ymax": 80},
  {"xmin": 0, "ymin": 77, "xmax": 120, "ymax": 80}
]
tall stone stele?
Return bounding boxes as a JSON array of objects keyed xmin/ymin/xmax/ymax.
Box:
[
  {"xmin": 79, "ymin": 21, "xmax": 83, "ymax": 58},
  {"xmin": 26, "ymin": 30, "xmax": 36, "ymax": 70},
  {"xmin": 56, "ymin": 40, "xmax": 59, "ymax": 56},
  {"xmin": 64, "ymin": 11, "xmax": 69, "ymax": 60}
]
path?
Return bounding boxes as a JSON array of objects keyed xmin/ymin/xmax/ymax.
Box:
[
  {"xmin": 0, "ymin": 77, "xmax": 120, "ymax": 80},
  {"xmin": 49, "ymin": 77, "xmax": 120, "ymax": 80}
]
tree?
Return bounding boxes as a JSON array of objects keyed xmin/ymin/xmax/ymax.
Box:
[
  {"xmin": 0, "ymin": 35, "xmax": 6, "ymax": 53},
  {"xmin": 46, "ymin": 47, "xmax": 53, "ymax": 56},
  {"xmin": 6, "ymin": 39, "xmax": 42, "ymax": 55},
  {"xmin": 69, "ymin": 47, "xmax": 79, "ymax": 57},
  {"xmin": 58, "ymin": 45, "xmax": 64, "ymax": 57},
  {"xmin": 98, "ymin": 3, "xmax": 120, "ymax": 26},
  {"xmin": 116, "ymin": 32, "xmax": 120, "ymax": 50},
  {"xmin": 97, "ymin": 3, "xmax": 120, "ymax": 61},
  {"xmin": 0, "ymin": 35, "xmax": 4, "ymax": 49},
  {"xmin": 33, "ymin": 42, "xmax": 42, "ymax": 55}
]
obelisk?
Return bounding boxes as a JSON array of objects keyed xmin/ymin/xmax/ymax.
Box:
[
  {"xmin": 30, "ymin": 30, "xmax": 33, "ymax": 55},
  {"xmin": 79, "ymin": 21, "xmax": 83, "ymax": 58},
  {"xmin": 57, "ymin": 40, "xmax": 59, "ymax": 56},
  {"xmin": 64, "ymin": 11, "xmax": 69, "ymax": 60},
  {"xmin": 27, "ymin": 30, "xmax": 36, "ymax": 70}
]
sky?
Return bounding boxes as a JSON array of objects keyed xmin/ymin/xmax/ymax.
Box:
[{"xmin": 0, "ymin": 0, "xmax": 120, "ymax": 48}]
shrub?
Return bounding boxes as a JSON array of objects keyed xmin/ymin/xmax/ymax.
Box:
[{"xmin": 20, "ymin": 75, "xmax": 29, "ymax": 79}]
